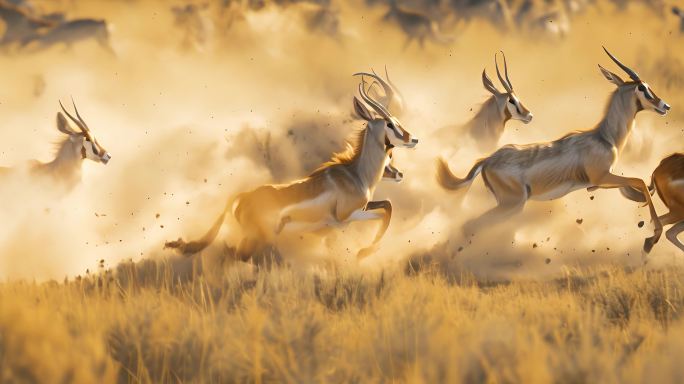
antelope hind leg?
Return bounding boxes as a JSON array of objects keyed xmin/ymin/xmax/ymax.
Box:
[
  {"xmin": 594, "ymin": 173, "xmax": 662, "ymax": 252},
  {"xmin": 353, "ymin": 200, "xmax": 392, "ymax": 259},
  {"xmin": 666, "ymin": 221, "xmax": 684, "ymax": 253}
]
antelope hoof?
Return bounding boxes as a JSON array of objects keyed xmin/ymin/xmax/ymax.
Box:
[
  {"xmin": 643, "ymin": 237, "xmax": 656, "ymax": 254},
  {"xmin": 275, "ymin": 216, "xmax": 291, "ymax": 234}
]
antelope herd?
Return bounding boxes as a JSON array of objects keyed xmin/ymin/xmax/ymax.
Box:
[{"xmin": 1, "ymin": 35, "xmax": 683, "ymax": 265}]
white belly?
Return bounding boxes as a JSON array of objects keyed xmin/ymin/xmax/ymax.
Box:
[{"xmin": 530, "ymin": 182, "xmax": 589, "ymax": 201}]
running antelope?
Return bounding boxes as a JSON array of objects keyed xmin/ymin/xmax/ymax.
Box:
[
  {"xmin": 437, "ymin": 52, "xmax": 532, "ymax": 152},
  {"xmin": 25, "ymin": 100, "xmax": 111, "ymax": 192},
  {"xmin": 165, "ymin": 73, "xmax": 418, "ymax": 261},
  {"xmin": 436, "ymin": 47, "xmax": 670, "ymax": 252},
  {"xmin": 645, "ymin": 154, "xmax": 684, "ymax": 253}
]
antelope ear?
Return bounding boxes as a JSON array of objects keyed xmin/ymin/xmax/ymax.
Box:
[
  {"xmin": 56, "ymin": 112, "xmax": 76, "ymax": 135},
  {"xmin": 598, "ymin": 64, "xmax": 624, "ymax": 86},
  {"xmin": 353, "ymin": 96, "xmax": 373, "ymax": 121},
  {"xmin": 482, "ymin": 69, "xmax": 500, "ymax": 95}
]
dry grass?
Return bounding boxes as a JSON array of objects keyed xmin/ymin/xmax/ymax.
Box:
[{"xmin": 1, "ymin": 260, "xmax": 684, "ymax": 383}]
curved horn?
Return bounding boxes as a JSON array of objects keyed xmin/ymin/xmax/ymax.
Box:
[
  {"xmin": 603, "ymin": 46, "xmax": 640, "ymax": 81},
  {"xmin": 495, "ymin": 51, "xmax": 513, "ymax": 92},
  {"xmin": 71, "ymin": 97, "xmax": 90, "ymax": 131},
  {"xmin": 354, "ymin": 71, "xmax": 395, "ymax": 110},
  {"xmin": 354, "ymin": 74, "xmax": 392, "ymax": 120},
  {"xmin": 59, "ymin": 100, "xmax": 88, "ymax": 134}
]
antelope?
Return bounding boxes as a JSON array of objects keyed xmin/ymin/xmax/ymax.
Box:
[
  {"xmin": 384, "ymin": 0, "xmax": 453, "ymax": 48},
  {"xmin": 165, "ymin": 73, "xmax": 418, "ymax": 261},
  {"xmin": 643, "ymin": 154, "xmax": 684, "ymax": 253},
  {"xmin": 437, "ymin": 52, "xmax": 533, "ymax": 152},
  {"xmin": 25, "ymin": 100, "xmax": 111, "ymax": 192},
  {"xmin": 21, "ymin": 16, "xmax": 113, "ymax": 54},
  {"xmin": 436, "ymin": 47, "xmax": 670, "ymax": 253}
]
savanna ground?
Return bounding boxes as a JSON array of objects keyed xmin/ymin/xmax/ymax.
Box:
[{"xmin": 3, "ymin": 0, "xmax": 684, "ymax": 382}]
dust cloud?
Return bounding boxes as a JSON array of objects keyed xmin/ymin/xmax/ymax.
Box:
[{"xmin": 0, "ymin": 0, "xmax": 682, "ymax": 281}]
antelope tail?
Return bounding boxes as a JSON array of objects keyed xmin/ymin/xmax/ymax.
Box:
[
  {"xmin": 436, "ymin": 157, "xmax": 484, "ymax": 191},
  {"xmin": 164, "ymin": 197, "xmax": 234, "ymax": 256}
]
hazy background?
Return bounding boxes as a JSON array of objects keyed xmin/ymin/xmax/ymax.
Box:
[{"xmin": 1, "ymin": 0, "xmax": 683, "ymax": 280}]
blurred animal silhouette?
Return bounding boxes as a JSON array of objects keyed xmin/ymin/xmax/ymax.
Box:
[
  {"xmin": 437, "ymin": 48, "xmax": 670, "ymax": 254},
  {"xmin": 384, "ymin": 0, "xmax": 453, "ymax": 48}
]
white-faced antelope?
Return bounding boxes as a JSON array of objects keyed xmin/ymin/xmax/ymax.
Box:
[
  {"xmin": 26, "ymin": 100, "xmax": 111, "ymax": 192},
  {"xmin": 645, "ymin": 154, "xmax": 684, "ymax": 253},
  {"xmin": 439, "ymin": 52, "xmax": 533, "ymax": 152},
  {"xmin": 165, "ymin": 73, "xmax": 418, "ymax": 261},
  {"xmin": 436, "ymin": 47, "xmax": 670, "ymax": 252}
]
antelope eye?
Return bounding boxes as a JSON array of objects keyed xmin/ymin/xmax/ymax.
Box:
[
  {"xmin": 509, "ymin": 98, "xmax": 515, "ymax": 104},
  {"xmin": 638, "ymin": 84, "xmax": 646, "ymax": 92},
  {"xmin": 387, "ymin": 122, "xmax": 394, "ymax": 129}
]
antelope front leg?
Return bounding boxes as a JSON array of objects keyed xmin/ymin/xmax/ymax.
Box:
[
  {"xmin": 350, "ymin": 200, "xmax": 392, "ymax": 259},
  {"xmin": 594, "ymin": 173, "xmax": 662, "ymax": 252}
]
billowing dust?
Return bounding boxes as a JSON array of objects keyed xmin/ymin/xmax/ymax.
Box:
[{"xmin": 1, "ymin": 0, "xmax": 683, "ymax": 281}]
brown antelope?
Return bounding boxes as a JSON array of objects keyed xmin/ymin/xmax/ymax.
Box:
[
  {"xmin": 436, "ymin": 47, "xmax": 670, "ymax": 252},
  {"xmin": 22, "ymin": 100, "xmax": 111, "ymax": 192},
  {"xmin": 437, "ymin": 52, "xmax": 533, "ymax": 152},
  {"xmin": 644, "ymin": 154, "xmax": 684, "ymax": 253},
  {"xmin": 384, "ymin": 0, "xmax": 453, "ymax": 48},
  {"xmin": 165, "ymin": 73, "xmax": 418, "ymax": 261}
]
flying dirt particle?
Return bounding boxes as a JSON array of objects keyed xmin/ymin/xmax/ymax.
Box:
[
  {"xmin": 156, "ymin": 213, "xmax": 160, "ymax": 219},
  {"xmin": 592, "ymin": 249, "xmax": 596, "ymax": 253},
  {"xmin": 546, "ymin": 237, "xmax": 550, "ymax": 241},
  {"xmin": 457, "ymin": 246, "xmax": 463, "ymax": 252},
  {"xmin": 160, "ymin": 225, "xmax": 164, "ymax": 229},
  {"xmin": 545, "ymin": 258, "xmax": 551, "ymax": 264},
  {"xmin": 408, "ymin": 239, "xmax": 411, "ymax": 243},
  {"xmin": 186, "ymin": 201, "xmax": 190, "ymax": 205},
  {"xmin": 204, "ymin": 178, "xmax": 207, "ymax": 183},
  {"xmin": 576, "ymin": 218, "xmax": 583, "ymax": 224},
  {"xmin": 590, "ymin": 196, "xmax": 595, "ymax": 200},
  {"xmin": 638, "ymin": 221, "xmax": 645, "ymax": 228},
  {"xmin": 533, "ymin": 243, "xmax": 538, "ymax": 248}
]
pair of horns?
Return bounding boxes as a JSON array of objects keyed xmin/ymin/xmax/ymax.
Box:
[
  {"xmin": 602, "ymin": 46, "xmax": 640, "ymax": 82},
  {"xmin": 353, "ymin": 71, "xmax": 394, "ymax": 121},
  {"xmin": 59, "ymin": 98, "xmax": 90, "ymax": 135},
  {"xmin": 495, "ymin": 51, "xmax": 513, "ymax": 93}
]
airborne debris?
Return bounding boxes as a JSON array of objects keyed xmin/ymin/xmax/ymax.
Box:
[{"xmin": 576, "ymin": 218, "xmax": 583, "ymax": 224}]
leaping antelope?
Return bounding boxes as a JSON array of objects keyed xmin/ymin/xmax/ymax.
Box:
[
  {"xmin": 644, "ymin": 154, "xmax": 684, "ymax": 253},
  {"xmin": 436, "ymin": 47, "xmax": 670, "ymax": 253},
  {"xmin": 25, "ymin": 100, "xmax": 111, "ymax": 192},
  {"xmin": 165, "ymin": 73, "xmax": 418, "ymax": 261},
  {"xmin": 438, "ymin": 52, "xmax": 533, "ymax": 152}
]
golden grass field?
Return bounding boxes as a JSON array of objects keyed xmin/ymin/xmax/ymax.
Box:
[
  {"xmin": 2, "ymin": 0, "xmax": 684, "ymax": 382},
  {"xmin": 3, "ymin": 262, "xmax": 684, "ymax": 382}
]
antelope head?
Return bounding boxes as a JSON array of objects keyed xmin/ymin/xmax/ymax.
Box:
[
  {"xmin": 383, "ymin": 148, "xmax": 403, "ymax": 182},
  {"xmin": 599, "ymin": 47, "xmax": 670, "ymax": 116},
  {"xmin": 57, "ymin": 99, "xmax": 111, "ymax": 164},
  {"xmin": 353, "ymin": 72, "xmax": 419, "ymax": 149},
  {"xmin": 482, "ymin": 51, "xmax": 533, "ymax": 124}
]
